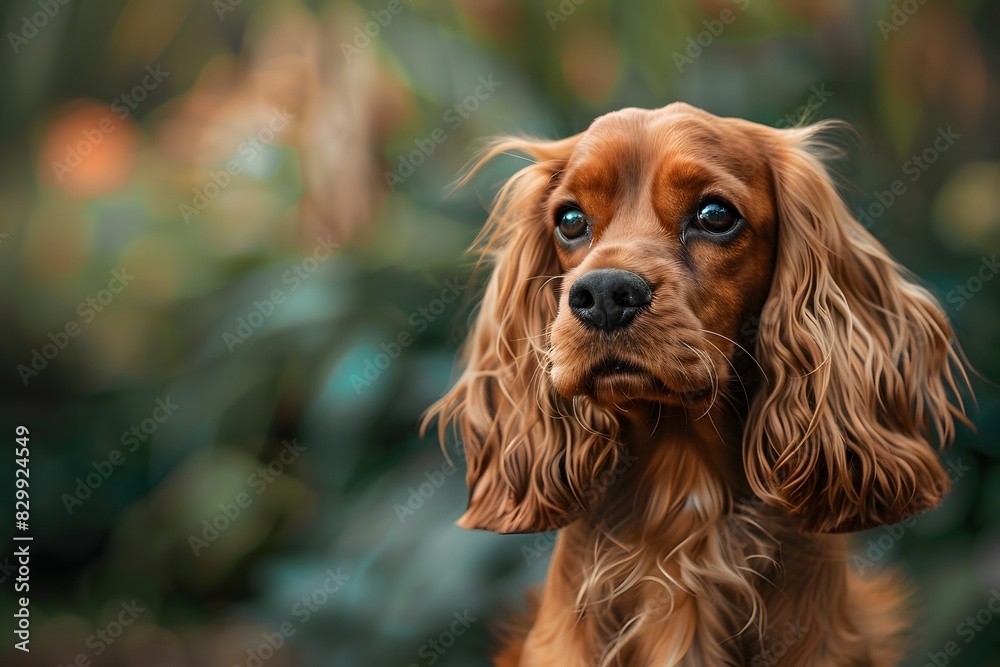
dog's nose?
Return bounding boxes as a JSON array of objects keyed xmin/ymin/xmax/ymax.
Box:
[{"xmin": 568, "ymin": 269, "xmax": 652, "ymax": 333}]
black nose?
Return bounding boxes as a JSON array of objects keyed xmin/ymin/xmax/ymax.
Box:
[{"xmin": 568, "ymin": 269, "xmax": 652, "ymax": 333}]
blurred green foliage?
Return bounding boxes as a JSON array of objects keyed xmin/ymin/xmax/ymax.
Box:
[{"xmin": 0, "ymin": 0, "xmax": 999, "ymax": 665}]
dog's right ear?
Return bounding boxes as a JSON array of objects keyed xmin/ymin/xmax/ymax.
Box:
[
  {"xmin": 744, "ymin": 123, "xmax": 972, "ymax": 533},
  {"xmin": 423, "ymin": 135, "xmax": 621, "ymax": 534}
]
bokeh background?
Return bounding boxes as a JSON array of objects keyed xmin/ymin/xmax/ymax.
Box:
[{"xmin": 1, "ymin": 0, "xmax": 999, "ymax": 665}]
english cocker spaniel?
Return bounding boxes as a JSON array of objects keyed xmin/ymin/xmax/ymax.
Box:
[{"xmin": 426, "ymin": 103, "xmax": 971, "ymax": 666}]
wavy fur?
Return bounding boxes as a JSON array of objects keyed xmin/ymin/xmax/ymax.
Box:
[{"xmin": 425, "ymin": 104, "xmax": 971, "ymax": 666}]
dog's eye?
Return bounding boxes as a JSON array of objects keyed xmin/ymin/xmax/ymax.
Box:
[
  {"xmin": 557, "ymin": 207, "xmax": 589, "ymax": 241},
  {"xmin": 696, "ymin": 200, "xmax": 740, "ymax": 234}
]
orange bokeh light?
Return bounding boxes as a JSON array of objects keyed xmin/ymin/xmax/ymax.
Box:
[{"xmin": 38, "ymin": 100, "xmax": 138, "ymax": 198}]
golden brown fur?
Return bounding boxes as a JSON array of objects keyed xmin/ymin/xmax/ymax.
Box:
[{"xmin": 425, "ymin": 103, "xmax": 972, "ymax": 666}]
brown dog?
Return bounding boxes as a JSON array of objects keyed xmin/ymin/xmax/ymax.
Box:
[{"xmin": 427, "ymin": 103, "xmax": 971, "ymax": 666}]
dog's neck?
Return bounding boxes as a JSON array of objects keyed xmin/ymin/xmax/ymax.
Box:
[
  {"xmin": 520, "ymin": 394, "xmax": 882, "ymax": 666},
  {"xmin": 603, "ymin": 402, "xmax": 753, "ymax": 531},
  {"xmin": 549, "ymin": 402, "xmax": 780, "ymax": 665}
]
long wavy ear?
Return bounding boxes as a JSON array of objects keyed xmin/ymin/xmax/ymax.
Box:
[
  {"xmin": 423, "ymin": 135, "xmax": 620, "ymax": 534},
  {"xmin": 745, "ymin": 123, "xmax": 973, "ymax": 533}
]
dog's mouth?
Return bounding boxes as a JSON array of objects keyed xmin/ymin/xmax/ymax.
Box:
[
  {"xmin": 592, "ymin": 357, "xmax": 647, "ymax": 376},
  {"xmin": 586, "ymin": 356, "xmax": 656, "ymax": 394},
  {"xmin": 586, "ymin": 356, "xmax": 713, "ymax": 406}
]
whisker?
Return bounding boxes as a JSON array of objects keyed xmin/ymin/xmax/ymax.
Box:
[
  {"xmin": 681, "ymin": 342, "xmax": 717, "ymax": 419},
  {"xmin": 701, "ymin": 328, "xmax": 769, "ymax": 384},
  {"xmin": 523, "ymin": 274, "xmax": 564, "ymax": 284},
  {"xmin": 537, "ymin": 275, "xmax": 564, "ymax": 293},
  {"xmin": 702, "ymin": 337, "xmax": 751, "ymax": 409},
  {"xmin": 652, "ymin": 400, "xmax": 664, "ymax": 436}
]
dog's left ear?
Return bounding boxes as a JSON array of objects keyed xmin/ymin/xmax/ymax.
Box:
[
  {"xmin": 744, "ymin": 123, "xmax": 972, "ymax": 533},
  {"xmin": 424, "ymin": 135, "xmax": 621, "ymax": 535}
]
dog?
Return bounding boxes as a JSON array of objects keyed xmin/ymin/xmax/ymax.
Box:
[{"xmin": 426, "ymin": 102, "xmax": 971, "ymax": 666}]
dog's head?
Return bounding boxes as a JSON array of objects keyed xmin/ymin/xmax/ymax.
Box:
[{"xmin": 427, "ymin": 103, "xmax": 970, "ymax": 534}]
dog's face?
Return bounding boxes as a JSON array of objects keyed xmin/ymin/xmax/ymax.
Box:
[
  {"xmin": 547, "ymin": 105, "xmax": 778, "ymax": 409},
  {"xmin": 427, "ymin": 103, "xmax": 969, "ymax": 535}
]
